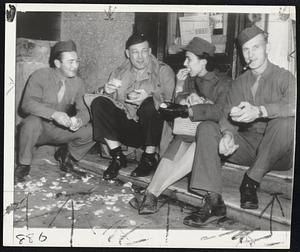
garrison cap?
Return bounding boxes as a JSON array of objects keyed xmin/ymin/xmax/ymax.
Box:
[
  {"xmin": 52, "ymin": 40, "xmax": 77, "ymax": 55},
  {"xmin": 238, "ymin": 25, "xmax": 265, "ymax": 46},
  {"xmin": 184, "ymin": 37, "xmax": 216, "ymax": 57}
]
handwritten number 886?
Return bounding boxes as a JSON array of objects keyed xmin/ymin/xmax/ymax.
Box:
[{"xmin": 16, "ymin": 232, "xmax": 47, "ymax": 244}]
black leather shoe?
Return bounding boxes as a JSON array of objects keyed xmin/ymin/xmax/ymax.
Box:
[
  {"xmin": 139, "ymin": 192, "xmax": 158, "ymax": 215},
  {"xmin": 55, "ymin": 146, "xmax": 87, "ymax": 177},
  {"xmin": 129, "ymin": 193, "xmax": 145, "ymax": 210},
  {"xmin": 183, "ymin": 194, "xmax": 226, "ymax": 227},
  {"xmin": 239, "ymin": 174, "xmax": 259, "ymax": 209},
  {"xmin": 54, "ymin": 145, "xmax": 69, "ymax": 169},
  {"xmin": 15, "ymin": 165, "xmax": 30, "ymax": 182},
  {"xmin": 130, "ymin": 153, "xmax": 157, "ymax": 177},
  {"xmin": 103, "ymin": 154, "xmax": 127, "ymax": 180},
  {"xmin": 158, "ymin": 102, "xmax": 189, "ymax": 120}
]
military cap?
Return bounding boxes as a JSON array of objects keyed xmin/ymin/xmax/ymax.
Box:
[
  {"xmin": 238, "ymin": 25, "xmax": 265, "ymax": 46},
  {"xmin": 52, "ymin": 40, "xmax": 77, "ymax": 55},
  {"xmin": 183, "ymin": 37, "xmax": 216, "ymax": 56},
  {"xmin": 126, "ymin": 33, "xmax": 150, "ymax": 49}
]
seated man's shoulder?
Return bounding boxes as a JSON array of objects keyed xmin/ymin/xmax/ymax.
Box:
[
  {"xmin": 30, "ymin": 67, "xmax": 52, "ymax": 78},
  {"xmin": 230, "ymin": 70, "xmax": 250, "ymax": 87},
  {"xmin": 157, "ymin": 60, "xmax": 175, "ymax": 76},
  {"xmin": 271, "ymin": 63, "xmax": 295, "ymax": 79},
  {"xmin": 215, "ymin": 72, "xmax": 232, "ymax": 83}
]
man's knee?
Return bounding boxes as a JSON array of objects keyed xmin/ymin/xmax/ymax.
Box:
[
  {"xmin": 137, "ymin": 97, "xmax": 156, "ymax": 116},
  {"xmin": 268, "ymin": 117, "xmax": 294, "ymax": 139},
  {"xmin": 76, "ymin": 123, "xmax": 93, "ymax": 140},
  {"xmin": 91, "ymin": 96, "xmax": 111, "ymax": 113},
  {"xmin": 196, "ymin": 121, "xmax": 220, "ymax": 138},
  {"xmin": 20, "ymin": 115, "xmax": 42, "ymax": 132}
]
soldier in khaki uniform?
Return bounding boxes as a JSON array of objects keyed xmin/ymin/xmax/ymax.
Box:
[
  {"xmin": 15, "ymin": 40, "xmax": 95, "ymax": 182},
  {"xmin": 182, "ymin": 26, "xmax": 295, "ymax": 227}
]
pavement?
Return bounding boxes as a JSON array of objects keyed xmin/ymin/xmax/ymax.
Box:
[{"xmin": 12, "ymin": 155, "xmax": 250, "ymax": 231}]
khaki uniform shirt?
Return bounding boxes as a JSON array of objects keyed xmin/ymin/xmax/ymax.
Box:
[{"xmin": 22, "ymin": 68, "xmax": 90, "ymax": 125}]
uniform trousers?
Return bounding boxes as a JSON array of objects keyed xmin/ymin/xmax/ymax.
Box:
[
  {"xmin": 19, "ymin": 115, "xmax": 95, "ymax": 165},
  {"xmin": 91, "ymin": 96, "xmax": 164, "ymax": 149},
  {"xmin": 190, "ymin": 117, "xmax": 294, "ymax": 196}
]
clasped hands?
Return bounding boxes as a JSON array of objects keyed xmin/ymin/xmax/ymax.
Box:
[
  {"xmin": 230, "ymin": 101, "xmax": 260, "ymax": 123},
  {"xmin": 51, "ymin": 111, "xmax": 82, "ymax": 131},
  {"xmin": 219, "ymin": 101, "xmax": 260, "ymax": 156}
]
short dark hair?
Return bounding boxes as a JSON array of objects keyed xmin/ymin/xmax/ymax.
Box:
[
  {"xmin": 49, "ymin": 51, "xmax": 63, "ymax": 68},
  {"xmin": 196, "ymin": 52, "xmax": 215, "ymax": 72},
  {"xmin": 126, "ymin": 33, "xmax": 150, "ymax": 49}
]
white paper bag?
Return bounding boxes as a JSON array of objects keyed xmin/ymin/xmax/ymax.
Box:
[{"xmin": 173, "ymin": 117, "xmax": 201, "ymax": 136}]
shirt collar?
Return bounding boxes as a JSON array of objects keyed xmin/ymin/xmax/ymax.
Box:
[
  {"xmin": 249, "ymin": 60, "xmax": 273, "ymax": 81},
  {"xmin": 52, "ymin": 68, "xmax": 66, "ymax": 85}
]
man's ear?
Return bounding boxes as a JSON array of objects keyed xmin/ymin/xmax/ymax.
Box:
[
  {"xmin": 201, "ymin": 58, "xmax": 207, "ymax": 66},
  {"xmin": 125, "ymin": 49, "xmax": 129, "ymax": 58},
  {"xmin": 54, "ymin": 59, "xmax": 61, "ymax": 69}
]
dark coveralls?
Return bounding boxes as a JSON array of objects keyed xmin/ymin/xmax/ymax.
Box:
[
  {"xmin": 190, "ymin": 61, "xmax": 295, "ymax": 195},
  {"xmin": 19, "ymin": 68, "xmax": 95, "ymax": 165},
  {"xmin": 91, "ymin": 55, "xmax": 175, "ymax": 150}
]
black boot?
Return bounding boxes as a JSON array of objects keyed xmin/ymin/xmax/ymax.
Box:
[
  {"xmin": 239, "ymin": 173, "xmax": 259, "ymax": 209},
  {"xmin": 103, "ymin": 147, "xmax": 127, "ymax": 180},
  {"xmin": 138, "ymin": 191, "xmax": 158, "ymax": 215},
  {"xmin": 15, "ymin": 165, "xmax": 31, "ymax": 182},
  {"xmin": 128, "ymin": 193, "xmax": 145, "ymax": 210},
  {"xmin": 54, "ymin": 146, "xmax": 86, "ymax": 177},
  {"xmin": 54, "ymin": 145, "xmax": 69, "ymax": 170},
  {"xmin": 130, "ymin": 152, "xmax": 157, "ymax": 177},
  {"xmin": 183, "ymin": 193, "xmax": 226, "ymax": 227},
  {"xmin": 158, "ymin": 102, "xmax": 189, "ymax": 121}
]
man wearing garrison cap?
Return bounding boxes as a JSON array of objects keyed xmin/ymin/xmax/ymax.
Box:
[
  {"xmin": 90, "ymin": 33, "xmax": 175, "ymax": 180},
  {"xmin": 181, "ymin": 26, "xmax": 295, "ymax": 228},
  {"xmin": 15, "ymin": 40, "xmax": 95, "ymax": 182}
]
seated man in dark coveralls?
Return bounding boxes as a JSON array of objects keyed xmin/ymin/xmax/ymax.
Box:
[
  {"xmin": 15, "ymin": 40, "xmax": 95, "ymax": 182},
  {"xmin": 91, "ymin": 33, "xmax": 175, "ymax": 180},
  {"xmin": 160, "ymin": 26, "xmax": 295, "ymax": 227}
]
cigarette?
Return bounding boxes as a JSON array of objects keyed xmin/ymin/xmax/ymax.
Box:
[{"xmin": 243, "ymin": 60, "xmax": 252, "ymax": 70}]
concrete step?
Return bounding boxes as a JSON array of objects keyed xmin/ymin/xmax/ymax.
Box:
[
  {"xmin": 222, "ymin": 162, "xmax": 293, "ymax": 200},
  {"xmin": 79, "ymin": 154, "xmax": 292, "ymax": 231}
]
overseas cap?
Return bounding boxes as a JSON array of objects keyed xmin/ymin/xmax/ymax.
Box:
[
  {"xmin": 52, "ymin": 40, "xmax": 77, "ymax": 55},
  {"xmin": 184, "ymin": 37, "xmax": 216, "ymax": 56},
  {"xmin": 238, "ymin": 25, "xmax": 265, "ymax": 46}
]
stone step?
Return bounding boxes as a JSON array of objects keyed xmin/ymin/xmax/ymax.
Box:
[
  {"xmin": 222, "ymin": 162, "xmax": 293, "ymax": 200},
  {"xmin": 79, "ymin": 154, "xmax": 291, "ymax": 231}
]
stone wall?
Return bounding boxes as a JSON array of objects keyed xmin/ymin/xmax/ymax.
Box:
[{"xmin": 60, "ymin": 12, "xmax": 134, "ymax": 93}]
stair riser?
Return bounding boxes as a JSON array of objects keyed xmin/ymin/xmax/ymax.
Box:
[
  {"xmin": 222, "ymin": 167, "xmax": 292, "ymax": 200},
  {"xmin": 79, "ymin": 159, "xmax": 290, "ymax": 231}
]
